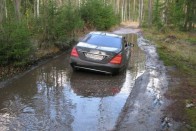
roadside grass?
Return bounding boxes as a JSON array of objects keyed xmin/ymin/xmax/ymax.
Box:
[
  {"xmin": 143, "ymin": 27, "xmax": 196, "ymax": 129},
  {"xmin": 186, "ymin": 108, "xmax": 196, "ymax": 129}
]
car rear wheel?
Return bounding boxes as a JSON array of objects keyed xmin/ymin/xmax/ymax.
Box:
[{"xmin": 71, "ymin": 65, "xmax": 78, "ymax": 72}]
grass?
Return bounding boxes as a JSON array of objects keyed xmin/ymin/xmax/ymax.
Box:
[
  {"xmin": 144, "ymin": 28, "xmax": 196, "ymax": 75},
  {"xmin": 143, "ymin": 27, "xmax": 196, "ymax": 130},
  {"xmin": 187, "ymin": 108, "xmax": 196, "ymax": 129}
]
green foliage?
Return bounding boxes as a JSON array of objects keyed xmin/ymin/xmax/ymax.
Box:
[
  {"xmin": 0, "ymin": 20, "xmax": 32, "ymax": 66},
  {"xmin": 80, "ymin": 0, "xmax": 120, "ymax": 30},
  {"xmin": 169, "ymin": 0, "xmax": 185, "ymax": 29},
  {"xmin": 37, "ymin": 0, "xmax": 57, "ymax": 45},
  {"xmin": 151, "ymin": 0, "xmax": 195, "ymax": 31},
  {"xmin": 186, "ymin": 108, "xmax": 196, "ymax": 129},
  {"xmin": 153, "ymin": 0, "xmax": 163, "ymax": 29},
  {"xmin": 0, "ymin": 0, "xmax": 120, "ymax": 67},
  {"xmin": 33, "ymin": 1, "xmax": 84, "ymax": 48},
  {"xmin": 55, "ymin": 4, "xmax": 84, "ymax": 40}
]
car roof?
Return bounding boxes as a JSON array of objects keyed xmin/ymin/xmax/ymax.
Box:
[{"xmin": 89, "ymin": 31, "xmax": 123, "ymax": 39}]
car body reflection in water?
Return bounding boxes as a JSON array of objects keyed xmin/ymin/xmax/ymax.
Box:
[
  {"xmin": 69, "ymin": 70, "xmax": 136, "ymax": 131},
  {"xmin": 70, "ymin": 71, "xmax": 125, "ymax": 97},
  {"xmin": 0, "ymin": 34, "xmax": 146, "ymax": 131}
]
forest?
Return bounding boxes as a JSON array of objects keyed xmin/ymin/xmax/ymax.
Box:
[
  {"xmin": 0, "ymin": 0, "xmax": 195, "ymax": 129},
  {"xmin": 0, "ymin": 0, "xmax": 195, "ymax": 66}
]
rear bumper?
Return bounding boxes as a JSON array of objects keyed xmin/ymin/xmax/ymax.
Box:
[{"xmin": 70, "ymin": 56, "xmax": 123, "ymax": 74}]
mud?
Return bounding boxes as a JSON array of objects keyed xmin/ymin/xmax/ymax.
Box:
[{"xmin": 114, "ymin": 30, "xmax": 180, "ymax": 131}]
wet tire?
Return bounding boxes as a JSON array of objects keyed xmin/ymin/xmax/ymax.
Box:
[
  {"xmin": 71, "ymin": 65, "xmax": 78, "ymax": 72},
  {"xmin": 111, "ymin": 70, "xmax": 120, "ymax": 76}
]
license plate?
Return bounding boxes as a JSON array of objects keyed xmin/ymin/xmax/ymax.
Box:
[{"xmin": 85, "ymin": 53, "xmax": 103, "ymax": 60}]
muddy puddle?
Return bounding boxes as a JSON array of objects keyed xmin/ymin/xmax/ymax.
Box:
[{"xmin": 0, "ymin": 33, "xmax": 147, "ymax": 131}]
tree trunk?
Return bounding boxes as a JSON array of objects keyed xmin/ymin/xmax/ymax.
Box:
[
  {"xmin": 139, "ymin": 0, "xmax": 143, "ymax": 27},
  {"xmin": 184, "ymin": 0, "xmax": 190, "ymax": 30},
  {"xmin": 148, "ymin": 0, "xmax": 153, "ymax": 26},
  {"xmin": 5, "ymin": 0, "xmax": 7, "ymax": 19},
  {"xmin": 188, "ymin": 0, "xmax": 195, "ymax": 31},
  {"xmin": 78, "ymin": 0, "xmax": 81, "ymax": 8},
  {"xmin": 0, "ymin": 0, "xmax": 4, "ymax": 25},
  {"xmin": 34, "ymin": 0, "xmax": 36, "ymax": 18},
  {"xmin": 133, "ymin": 0, "xmax": 136, "ymax": 21},
  {"xmin": 116, "ymin": 0, "xmax": 120, "ymax": 15},
  {"xmin": 128, "ymin": 0, "xmax": 131, "ymax": 20},
  {"xmin": 121, "ymin": 0, "xmax": 124, "ymax": 21},
  {"xmin": 13, "ymin": 0, "xmax": 21, "ymax": 21},
  {"xmin": 124, "ymin": 0, "xmax": 127, "ymax": 21},
  {"xmin": 141, "ymin": 0, "xmax": 144, "ymax": 21},
  {"xmin": 37, "ymin": 0, "xmax": 40, "ymax": 18}
]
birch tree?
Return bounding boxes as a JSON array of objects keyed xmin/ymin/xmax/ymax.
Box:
[{"xmin": 139, "ymin": 0, "xmax": 144, "ymax": 26}]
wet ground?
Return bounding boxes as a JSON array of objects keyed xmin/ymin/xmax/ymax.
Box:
[
  {"xmin": 0, "ymin": 28, "xmax": 172, "ymax": 131},
  {"xmin": 114, "ymin": 30, "xmax": 170, "ymax": 131}
]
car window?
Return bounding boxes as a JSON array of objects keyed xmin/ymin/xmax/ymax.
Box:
[{"xmin": 83, "ymin": 34, "xmax": 122, "ymax": 49}]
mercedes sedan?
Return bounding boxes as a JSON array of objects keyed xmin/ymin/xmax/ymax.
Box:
[{"xmin": 70, "ymin": 31, "xmax": 131, "ymax": 75}]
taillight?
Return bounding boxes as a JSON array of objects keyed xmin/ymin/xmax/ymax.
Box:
[
  {"xmin": 110, "ymin": 54, "xmax": 122, "ymax": 64},
  {"xmin": 71, "ymin": 47, "xmax": 79, "ymax": 57}
]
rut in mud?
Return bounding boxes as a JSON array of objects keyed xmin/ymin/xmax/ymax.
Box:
[{"xmin": 114, "ymin": 28, "xmax": 174, "ymax": 131}]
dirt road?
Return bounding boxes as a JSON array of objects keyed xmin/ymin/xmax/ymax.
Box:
[{"xmin": 0, "ymin": 27, "xmax": 177, "ymax": 131}]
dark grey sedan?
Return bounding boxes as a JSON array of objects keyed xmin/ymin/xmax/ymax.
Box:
[{"xmin": 70, "ymin": 31, "xmax": 131, "ymax": 75}]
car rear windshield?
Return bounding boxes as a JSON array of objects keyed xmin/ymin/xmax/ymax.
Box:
[{"xmin": 83, "ymin": 34, "xmax": 122, "ymax": 49}]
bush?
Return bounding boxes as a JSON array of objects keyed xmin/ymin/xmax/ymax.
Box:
[
  {"xmin": 80, "ymin": 0, "xmax": 120, "ymax": 30},
  {"xmin": 33, "ymin": 2, "xmax": 84, "ymax": 48},
  {"xmin": 55, "ymin": 4, "xmax": 84, "ymax": 40},
  {"xmin": 0, "ymin": 21, "xmax": 32, "ymax": 66}
]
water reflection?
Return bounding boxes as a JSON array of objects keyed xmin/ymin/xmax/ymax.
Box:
[
  {"xmin": 71, "ymin": 71, "xmax": 125, "ymax": 97},
  {"xmin": 0, "ymin": 34, "xmax": 146, "ymax": 131}
]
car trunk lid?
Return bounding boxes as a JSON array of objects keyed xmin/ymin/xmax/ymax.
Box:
[{"xmin": 76, "ymin": 42, "xmax": 121, "ymax": 64}]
